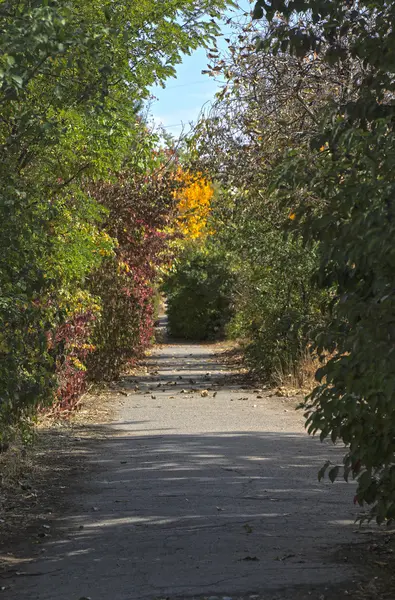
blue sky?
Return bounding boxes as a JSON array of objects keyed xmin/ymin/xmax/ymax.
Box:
[{"xmin": 148, "ymin": 1, "xmax": 252, "ymax": 138}]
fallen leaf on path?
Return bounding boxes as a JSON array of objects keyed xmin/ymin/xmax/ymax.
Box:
[
  {"xmin": 239, "ymin": 556, "xmax": 259, "ymax": 561},
  {"xmin": 201, "ymin": 390, "xmax": 209, "ymax": 397},
  {"xmin": 243, "ymin": 523, "xmax": 253, "ymax": 534},
  {"xmin": 374, "ymin": 560, "xmax": 388, "ymax": 567},
  {"xmin": 151, "ymin": 395, "xmax": 156, "ymax": 399},
  {"xmin": 276, "ymin": 553, "xmax": 296, "ymax": 561}
]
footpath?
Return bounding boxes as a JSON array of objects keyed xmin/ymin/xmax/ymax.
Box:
[{"xmin": 2, "ymin": 339, "xmax": 380, "ymax": 600}]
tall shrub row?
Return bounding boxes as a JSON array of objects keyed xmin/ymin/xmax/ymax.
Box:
[
  {"xmin": 187, "ymin": 41, "xmax": 333, "ymax": 380},
  {"xmin": 0, "ymin": 0, "xmax": 229, "ymax": 439},
  {"xmin": 87, "ymin": 170, "xmax": 179, "ymax": 381}
]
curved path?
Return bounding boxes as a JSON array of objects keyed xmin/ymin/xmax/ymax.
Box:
[{"xmin": 5, "ymin": 340, "xmax": 363, "ymax": 600}]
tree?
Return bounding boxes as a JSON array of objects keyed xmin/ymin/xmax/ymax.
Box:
[
  {"xmin": 0, "ymin": 0, "xmax": 231, "ymax": 436},
  {"xmin": 189, "ymin": 25, "xmax": 339, "ymax": 379},
  {"xmin": 175, "ymin": 170, "xmax": 214, "ymax": 240},
  {"xmin": 252, "ymin": 0, "xmax": 395, "ymax": 522}
]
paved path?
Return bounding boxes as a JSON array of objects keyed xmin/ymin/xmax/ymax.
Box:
[{"xmin": 5, "ymin": 341, "xmax": 362, "ymax": 600}]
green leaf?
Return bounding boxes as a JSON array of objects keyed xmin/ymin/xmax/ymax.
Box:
[{"xmin": 10, "ymin": 74, "xmax": 23, "ymax": 87}]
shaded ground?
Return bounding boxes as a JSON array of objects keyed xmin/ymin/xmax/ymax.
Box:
[{"xmin": 0, "ymin": 338, "xmax": 389, "ymax": 599}]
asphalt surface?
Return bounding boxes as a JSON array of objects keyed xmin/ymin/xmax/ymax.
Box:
[{"xmin": 4, "ymin": 335, "xmax": 363, "ymax": 600}]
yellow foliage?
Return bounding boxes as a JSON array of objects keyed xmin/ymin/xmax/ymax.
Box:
[
  {"xmin": 174, "ymin": 171, "xmax": 213, "ymax": 239},
  {"xmin": 70, "ymin": 357, "xmax": 87, "ymax": 371},
  {"xmin": 117, "ymin": 260, "xmax": 130, "ymax": 274}
]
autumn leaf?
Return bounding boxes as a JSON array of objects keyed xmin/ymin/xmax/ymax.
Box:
[{"xmin": 173, "ymin": 170, "xmax": 214, "ymax": 240}]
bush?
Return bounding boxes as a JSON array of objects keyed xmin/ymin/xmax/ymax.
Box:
[
  {"xmin": 227, "ymin": 231, "xmax": 327, "ymax": 382},
  {"xmin": 163, "ymin": 244, "xmax": 235, "ymax": 340},
  {"xmin": 0, "ymin": 0, "xmax": 228, "ymax": 440},
  {"xmin": 87, "ymin": 170, "xmax": 177, "ymax": 380}
]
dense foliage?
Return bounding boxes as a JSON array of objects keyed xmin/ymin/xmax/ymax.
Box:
[
  {"xmin": 0, "ymin": 0, "xmax": 229, "ymax": 438},
  {"xmin": 188, "ymin": 30, "xmax": 333, "ymax": 380},
  {"xmin": 175, "ymin": 170, "xmax": 214, "ymax": 239},
  {"xmin": 88, "ymin": 168, "xmax": 179, "ymax": 380},
  {"xmin": 164, "ymin": 242, "xmax": 235, "ymax": 340},
  {"xmin": 250, "ymin": 0, "xmax": 395, "ymax": 521}
]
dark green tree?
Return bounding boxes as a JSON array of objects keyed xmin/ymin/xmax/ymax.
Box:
[{"xmin": 253, "ymin": 0, "xmax": 395, "ymax": 522}]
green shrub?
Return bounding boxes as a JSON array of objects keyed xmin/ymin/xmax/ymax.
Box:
[
  {"xmin": 163, "ymin": 244, "xmax": 235, "ymax": 340},
  {"xmin": 252, "ymin": 0, "xmax": 395, "ymax": 521},
  {"xmin": 227, "ymin": 232, "xmax": 327, "ymax": 382}
]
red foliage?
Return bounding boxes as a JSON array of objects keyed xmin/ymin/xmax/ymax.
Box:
[
  {"xmin": 87, "ymin": 169, "xmax": 179, "ymax": 379},
  {"xmin": 54, "ymin": 312, "xmax": 96, "ymax": 412}
]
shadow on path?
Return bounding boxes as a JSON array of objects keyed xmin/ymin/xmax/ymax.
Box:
[
  {"xmin": 2, "ymin": 330, "xmax": 375, "ymax": 600},
  {"xmin": 3, "ymin": 425, "xmax": 365, "ymax": 600}
]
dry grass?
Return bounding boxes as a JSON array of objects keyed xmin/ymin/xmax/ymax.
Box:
[
  {"xmin": 213, "ymin": 340, "xmax": 321, "ymax": 396},
  {"xmin": 0, "ymin": 384, "xmax": 119, "ymax": 564},
  {"xmin": 272, "ymin": 349, "xmax": 320, "ymax": 397},
  {"xmin": 0, "ymin": 438, "xmax": 34, "ymax": 491}
]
